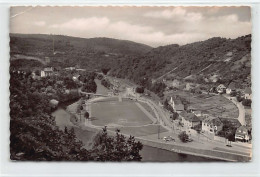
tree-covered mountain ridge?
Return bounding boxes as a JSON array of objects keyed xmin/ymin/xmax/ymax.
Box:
[
  {"xmin": 10, "ymin": 33, "xmax": 251, "ymax": 88},
  {"xmin": 110, "ymin": 34, "xmax": 251, "ymax": 89}
]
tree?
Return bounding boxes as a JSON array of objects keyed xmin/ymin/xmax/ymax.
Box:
[
  {"xmin": 101, "ymin": 68, "xmax": 110, "ymax": 75},
  {"xmin": 135, "ymin": 87, "xmax": 144, "ymax": 94},
  {"xmin": 91, "ymin": 127, "xmax": 143, "ymax": 161},
  {"xmin": 236, "ymin": 95, "xmax": 243, "ymax": 102},
  {"xmin": 230, "ymin": 91, "xmax": 237, "ymax": 97},
  {"xmin": 242, "ymin": 99, "xmax": 251, "ymax": 107},
  {"xmin": 226, "ymin": 133, "xmax": 235, "ymax": 146},
  {"xmin": 178, "ymin": 131, "xmax": 189, "ymax": 143},
  {"xmin": 171, "ymin": 112, "xmax": 179, "ymax": 120},
  {"xmin": 84, "ymin": 112, "xmax": 89, "ymax": 119}
]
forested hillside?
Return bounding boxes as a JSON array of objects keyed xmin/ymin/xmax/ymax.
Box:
[
  {"xmin": 110, "ymin": 35, "xmax": 251, "ymax": 89},
  {"xmin": 10, "ymin": 33, "xmax": 152, "ymax": 70},
  {"xmin": 10, "ymin": 33, "xmax": 251, "ymax": 89}
]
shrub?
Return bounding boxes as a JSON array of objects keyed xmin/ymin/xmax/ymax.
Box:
[
  {"xmin": 135, "ymin": 87, "xmax": 144, "ymax": 94},
  {"xmin": 230, "ymin": 91, "xmax": 237, "ymax": 97},
  {"xmin": 242, "ymin": 99, "xmax": 251, "ymax": 107},
  {"xmin": 178, "ymin": 131, "xmax": 189, "ymax": 143},
  {"xmin": 236, "ymin": 95, "xmax": 243, "ymax": 102}
]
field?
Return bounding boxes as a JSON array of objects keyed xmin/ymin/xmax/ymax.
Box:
[
  {"xmin": 91, "ymin": 100, "xmax": 153, "ymax": 126},
  {"xmin": 165, "ymin": 90, "xmax": 239, "ymax": 119}
]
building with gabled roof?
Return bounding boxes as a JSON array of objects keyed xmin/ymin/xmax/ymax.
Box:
[
  {"xmin": 41, "ymin": 67, "xmax": 54, "ymax": 77},
  {"xmin": 180, "ymin": 111, "xmax": 201, "ymax": 128},
  {"xmin": 168, "ymin": 97, "xmax": 184, "ymax": 113},
  {"xmin": 202, "ymin": 116, "xmax": 223, "ymax": 135},
  {"xmin": 216, "ymin": 84, "xmax": 226, "ymax": 94},
  {"xmin": 226, "ymin": 82, "xmax": 236, "ymax": 94},
  {"xmin": 235, "ymin": 125, "xmax": 250, "ymax": 142},
  {"xmin": 244, "ymin": 87, "xmax": 252, "ymax": 100}
]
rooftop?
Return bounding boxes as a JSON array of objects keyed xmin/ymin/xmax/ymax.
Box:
[
  {"xmin": 180, "ymin": 111, "xmax": 200, "ymax": 122},
  {"xmin": 245, "ymin": 87, "xmax": 252, "ymax": 94},
  {"xmin": 203, "ymin": 117, "xmax": 223, "ymax": 126},
  {"xmin": 228, "ymin": 82, "xmax": 236, "ymax": 90}
]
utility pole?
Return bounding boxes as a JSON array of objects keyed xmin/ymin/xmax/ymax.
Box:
[
  {"xmin": 158, "ymin": 124, "xmax": 160, "ymax": 139},
  {"xmin": 52, "ymin": 34, "xmax": 55, "ymax": 55}
]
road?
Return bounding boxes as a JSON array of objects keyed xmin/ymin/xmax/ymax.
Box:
[
  {"xmin": 80, "ymin": 77, "xmax": 251, "ymax": 161},
  {"xmin": 223, "ymin": 94, "xmax": 246, "ymax": 126}
]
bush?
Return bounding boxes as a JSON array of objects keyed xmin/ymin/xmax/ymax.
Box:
[
  {"xmin": 135, "ymin": 87, "xmax": 144, "ymax": 94},
  {"xmin": 101, "ymin": 68, "xmax": 110, "ymax": 75},
  {"xmin": 178, "ymin": 131, "xmax": 189, "ymax": 143},
  {"xmin": 230, "ymin": 91, "xmax": 237, "ymax": 97},
  {"xmin": 236, "ymin": 95, "xmax": 243, "ymax": 102}
]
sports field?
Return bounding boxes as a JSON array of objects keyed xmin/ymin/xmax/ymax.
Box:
[{"xmin": 91, "ymin": 100, "xmax": 153, "ymax": 126}]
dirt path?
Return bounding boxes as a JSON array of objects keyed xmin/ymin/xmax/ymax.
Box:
[{"xmin": 11, "ymin": 54, "xmax": 47, "ymax": 65}]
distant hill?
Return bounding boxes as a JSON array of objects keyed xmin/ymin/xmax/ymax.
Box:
[
  {"xmin": 9, "ymin": 33, "xmax": 251, "ymax": 89},
  {"xmin": 110, "ymin": 35, "xmax": 251, "ymax": 89},
  {"xmin": 10, "ymin": 33, "xmax": 152, "ymax": 70}
]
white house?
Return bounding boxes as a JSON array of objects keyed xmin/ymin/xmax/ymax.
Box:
[
  {"xmin": 180, "ymin": 111, "xmax": 201, "ymax": 129},
  {"xmin": 65, "ymin": 67, "xmax": 76, "ymax": 71},
  {"xmin": 172, "ymin": 79, "xmax": 180, "ymax": 87},
  {"xmin": 72, "ymin": 74, "xmax": 80, "ymax": 81},
  {"xmin": 41, "ymin": 67, "xmax": 54, "ymax": 77},
  {"xmin": 235, "ymin": 125, "xmax": 250, "ymax": 142},
  {"xmin": 169, "ymin": 97, "xmax": 184, "ymax": 113},
  {"xmin": 193, "ymin": 110, "xmax": 202, "ymax": 117},
  {"xmin": 185, "ymin": 83, "xmax": 196, "ymax": 91},
  {"xmin": 226, "ymin": 82, "xmax": 236, "ymax": 94},
  {"xmin": 202, "ymin": 117, "xmax": 223, "ymax": 135},
  {"xmin": 216, "ymin": 84, "xmax": 226, "ymax": 94},
  {"xmin": 244, "ymin": 87, "xmax": 252, "ymax": 100}
]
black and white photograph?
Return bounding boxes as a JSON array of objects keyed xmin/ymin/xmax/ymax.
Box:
[{"xmin": 9, "ymin": 6, "xmax": 252, "ymax": 162}]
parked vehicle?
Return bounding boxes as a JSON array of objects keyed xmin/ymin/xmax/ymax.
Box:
[{"xmin": 163, "ymin": 136, "xmax": 175, "ymax": 142}]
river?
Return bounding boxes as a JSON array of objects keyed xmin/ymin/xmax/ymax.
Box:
[{"xmin": 52, "ymin": 79, "xmax": 218, "ymax": 162}]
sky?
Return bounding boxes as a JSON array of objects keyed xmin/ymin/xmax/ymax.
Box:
[{"xmin": 10, "ymin": 6, "xmax": 251, "ymax": 47}]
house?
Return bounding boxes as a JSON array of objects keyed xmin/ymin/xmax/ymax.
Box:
[
  {"xmin": 226, "ymin": 82, "xmax": 236, "ymax": 94},
  {"xmin": 151, "ymin": 79, "xmax": 156, "ymax": 84},
  {"xmin": 175, "ymin": 104, "xmax": 185, "ymax": 113},
  {"xmin": 180, "ymin": 111, "xmax": 201, "ymax": 128},
  {"xmin": 65, "ymin": 67, "xmax": 76, "ymax": 71},
  {"xmin": 185, "ymin": 83, "xmax": 196, "ymax": 91},
  {"xmin": 50, "ymin": 99, "xmax": 59, "ymax": 108},
  {"xmin": 216, "ymin": 84, "xmax": 226, "ymax": 94},
  {"xmin": 235, "ymin": 125, "xmax": 250, "ymax": 142},
  {"xmin": 45, "ymin": 57, "xmax": 50, "ymax": 63},
  {"xmin": 193, "ymin": 110, "xmax": 202, "ymax": 117},
  {"xmin": 72, "ymin": 74, "xmax": 80, "ymax": 81},
  {"xmin": 244, "ymin": 87, "xmax": 252, "ymax": 100},
  {"xmin": 31, "ymin": 71, "xmax": 41, "ymax": 80},
  {"xmin": 76, "ymin": 68, "xmax": 86, "ymax": 72},
  {"xmin": 202, "ymin": 117, "xmax": 223, "ymax": 135},
  {"xmin": 168, "ymin": 97, "xmax": 184, "ymax": 113},
  {"xmin": 40, "ymin": 67, "xmax": 54, "ymax": 77},
  {"xmin": 172, "ymin": 79, "xmax": 180, "ymax": 87},
  {"xmin": 187, "ymin": 105, "xmax": 197, "ymax": 112}
]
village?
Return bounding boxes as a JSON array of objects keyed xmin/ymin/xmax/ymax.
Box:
[{"xmin": 24, "ymin": 64, "xmax": 252, "ymax": 145}]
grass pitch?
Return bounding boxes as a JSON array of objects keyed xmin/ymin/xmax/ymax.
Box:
[{"xmin": 91, "ymin": 100, "xmax": 153, "ymax": 126}]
